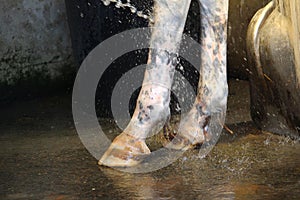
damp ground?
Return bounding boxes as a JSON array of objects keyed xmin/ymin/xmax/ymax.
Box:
[{"xmin": 0, "ymin": 80, "xmax": 299, "ymax": 200}]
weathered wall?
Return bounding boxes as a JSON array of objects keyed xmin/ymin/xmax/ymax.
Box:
[
  {"xmin": 0, "ymin": 0, "xmax": 74, "ymax": 102},
  {"xmin": 0, "ymin": 0, "xmax": 272, "ymax": 103}
]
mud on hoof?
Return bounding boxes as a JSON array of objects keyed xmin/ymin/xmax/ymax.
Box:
[
  {"xmin": 163, "ymin": 107, "xmax": 209, "ymax": 151},
  {"xmin": 99, "ymin": 133, "xmax": 151, "ymax": 167},
  {"xmin": 165, "ymin": 130, "xmax": 205, "ymax": 151},
  {"xmin": 163, "ymin": 122, "xmax": 206, "ymax": 151}
]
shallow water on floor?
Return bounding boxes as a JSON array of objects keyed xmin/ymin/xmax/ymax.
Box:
[
  {"xmin": 0, "ymin": 80, "xmax": 299, "ymax": 200},
  {"xmin": 1, "ymin": 124, "xmax": 299, "ymax": 200}
]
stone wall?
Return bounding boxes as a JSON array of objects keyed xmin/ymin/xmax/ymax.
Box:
[
  {"xmin": 0, "ymin": 0, "xmax": 272, "ymax": 103},
  {"xmin": 0, "ymin": 0, "xmax": 74, "ymax": 102}
]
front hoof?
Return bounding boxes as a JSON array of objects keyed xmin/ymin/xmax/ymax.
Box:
[{"xmin": 99, "ymin": 134, "xmax": 151, "ymax": 167}]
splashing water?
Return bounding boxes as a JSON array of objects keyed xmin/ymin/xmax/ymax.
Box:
[
  {"xmin": 100, "ymin": 0, "xmax": 229, "ymax": 165},
  {"xmin": 101, "ymin": 0, "xmax": 154, "ymax": 22}
]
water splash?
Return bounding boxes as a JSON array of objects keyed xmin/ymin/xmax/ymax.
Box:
[{"xmin": 101, "ymin": 0, "xmax": 154, "ymax": 22}]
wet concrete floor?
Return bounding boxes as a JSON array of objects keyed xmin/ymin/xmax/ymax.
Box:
[{"xmin": 0, "ymin": 80, "xmax": 299, "ymax": 200}]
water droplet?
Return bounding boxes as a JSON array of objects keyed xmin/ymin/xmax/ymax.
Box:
[
  {"xmin": 102, "ymin": 0, "xmax": 111, "ymax": 6},
  {"xmin": 130, "ymin": 6, "xmax": 137, "ymax": 13},
  {"xmin": 101, "ymin": 0, "xmax": 152, "ymax": 22},
  {"xmin": 136, "ymin": 11, "xmax": 143, "ymax": 17},
  {"xmin": 115, "ymin": 1, "xmax": 121, "ymax": 8}
]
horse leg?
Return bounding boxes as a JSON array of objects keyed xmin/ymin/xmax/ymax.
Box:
[
  {"xmin": 167, "ymin": 0, "xmax": 229, "ymax": 150},
  {"xmin": 99, "ymin": 0, "xmax": 192, "ymax": 167}
]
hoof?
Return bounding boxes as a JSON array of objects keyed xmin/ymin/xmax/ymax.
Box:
[
  {"xmin": 165, "ymin": 131, "xmax": 204, "ymax": 151},
  {"xmin": 164, "ymin": 112, "xmax": 205, "ymax": 151},
  {"xmin": 99, "ymin": 133, "xmax": 151, "ymax": 167}
]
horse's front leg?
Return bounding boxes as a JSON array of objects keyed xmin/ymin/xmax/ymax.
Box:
[
  {"xmin": 167, "ymin": 0, "xmax": 229, "ymax": 150},
  {"xmin": 99, "ymin": 0, "xmax": 192, "ymax": 167}
]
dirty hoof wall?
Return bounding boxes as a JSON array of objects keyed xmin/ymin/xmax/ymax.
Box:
[
  {"xmin": 165, "ymin": 107, "xmax": 207, "ymax": 151},
  {"xmin": 99, "ymin": 133, "xmax": 151, "ymax": 167},
  {"xmin": 166, "ymin": 134, "xmax": 204, "ymax": 151}
]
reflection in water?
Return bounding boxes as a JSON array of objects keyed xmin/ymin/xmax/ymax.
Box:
[
  {"xmin": 98, "ymin": 130, "xmax": 299, "ymax": 200},
  {"xmin": 0, "ymin": 82, "xmax": 299, "ymax": 199},
  {"xmin": 100, "ymin": 167, "xmax": 166, "ymax": 199}
]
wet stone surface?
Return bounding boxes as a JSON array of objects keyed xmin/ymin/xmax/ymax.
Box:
[{"xmin": 0, "ymin": 80, "xmax": 299, "ymax": 200}]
